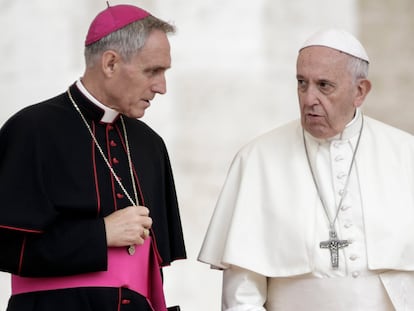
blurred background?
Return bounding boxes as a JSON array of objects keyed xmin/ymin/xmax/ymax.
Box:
[{"xmin": 0, "ymin": 0, "xmax": 413, "ymax": 310}]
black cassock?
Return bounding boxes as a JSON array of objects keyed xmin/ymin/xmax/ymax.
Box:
[{"xmin": 0, "ymin": 83, "xmax": 186, "ymax": 310}]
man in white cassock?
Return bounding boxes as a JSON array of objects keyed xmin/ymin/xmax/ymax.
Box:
[{"xmin": 198, "ymin": 29, "xmax": 414, "ymax": 311}]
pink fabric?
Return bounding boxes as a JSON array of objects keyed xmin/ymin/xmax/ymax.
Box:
[
  {"xmin": 12, "ymin": 237, "xmax": 166, "ymax": 311},
  {"xmin": 85, "ymin": 4, "xmax": 150, "ymax": 45}
]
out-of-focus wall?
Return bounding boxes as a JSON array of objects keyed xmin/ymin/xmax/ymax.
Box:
[
  {"xmin": 0, "ymin": 1, "xmax": 412, "ymax": 310},
  {"xmin": 359, "ymin": 0, "xmax": 414, "ymax": 134}
]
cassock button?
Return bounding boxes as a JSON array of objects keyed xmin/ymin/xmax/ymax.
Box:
[
  {"xmin": 110, "ymin": 140, "xmax": 117, "ymax": 147},
  {"xmin": 349, "ymin": 254, "xmax": 358, "ymax": 261},
  {"xmin": 112, "ymin": 157, "xmax": 119, "ymax": 164},
  {"xmin": 335, "ymin": 155, "xmax": 344, "ymax": 161},
  {"xmin": 333, "ymin": 142, "xmax": 342, "ymax": 148},
  {"xmin": 344, "ymin": 222, "xmax": 353, "ymax": 229},
  {"xmin": 338, "ymin": 189, "xmax": 347, "ymax": 197},
  {"xmin": 107, "ymin": 125, "xmax": 114, "ymax": 130},
  {"xmin": 337, "ymin": 172, "xmax": 347, "ymax": 179},
  {"xmin": 116, "ymin": 193, "xmax": 124, "ymax": 199},
  {"xmin": 121, "ymin": 299, "xmax": 131, "ymax": 305}
]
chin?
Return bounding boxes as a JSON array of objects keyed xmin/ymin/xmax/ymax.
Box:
[
  {"xmin": 132, "ymin": 113, "xmax": 145, "ymax": 119},
  {"xmin": 305, "ymin": 125, "xmax": 328, "ymax": 139},
  {"xmin": 125, "ymin": 110, "xmax": 145, "ymax": 119}
]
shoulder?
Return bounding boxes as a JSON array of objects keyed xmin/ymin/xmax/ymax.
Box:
[
  {"xmin": 3, "ymin": 92, "xmax": 68, "ymax": 123},
  {"xmin": 364, "ymin": 116, "xmax": 414, "ymax": 144},
  {"xmin": 236, "ymin": 119, "xmax": 301, "ymax": 157},
  {"xmin": 0, "ymin": 92, "xmax": 68, "ymax": 134},
  {"xmin": 362, "ymin": 116, "xmax": 414, "ymax": 162},
  {"xmin": 225, "ymin": 119, "xmax": 303, "ymax": 172},
  {"xmin": 125, "ymin": 118, "xmax": 164, "ymax": 142},
  {"xmin": 123, "ymin": 118, "xmax": 170, "ymax": 156}
]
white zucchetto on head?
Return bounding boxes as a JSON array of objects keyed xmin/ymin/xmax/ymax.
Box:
[{"xmin": 300, "ymin": 29, "xmax": 370, "ymax": 63}]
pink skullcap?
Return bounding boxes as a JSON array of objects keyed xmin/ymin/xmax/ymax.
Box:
[{"xmin": 85, "ymin": 4, "xmax": 150, "ymax": 46}]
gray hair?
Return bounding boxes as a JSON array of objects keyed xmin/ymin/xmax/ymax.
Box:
[
  {"xmin": 84, "ymin": 15, "xmax": 175, "ymax": 67},
  {"xmin": 346, "ymin": 55, "xmax": 369, "ymax": 82}
]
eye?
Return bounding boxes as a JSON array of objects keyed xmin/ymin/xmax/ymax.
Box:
[
  {"xmin": 297, "ymin": 79, "xmax": 307, "ymax": 91},
  {"xmin": 318, "ymin": 80, "xmax": 334, "ymax": 93},
  {"xmin": 146, "ymin": 69, "xmax": 158, "ymax": 76},
  {"xmin": 144, "ymin": 67, "xmax": 164, "ymax": 77},
  {"xmin": 152, "ymin": 68, "xmax": 163, "ymax": 75}
]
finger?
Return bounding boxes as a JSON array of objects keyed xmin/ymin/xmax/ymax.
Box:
[
  {"xmin": 142, "ymin": 228, "xmax": 150, "ymax": 238},
  {"xmin": 144, "ymin": 217, "xmax": 153, "ymax": 229},
  {"xmin": 134, "ymin": 236, "xmax": 145, "ymax": 246},
  {"xmin": 136, "ymin": 205, "xmax": 150, "ymax": 216}
]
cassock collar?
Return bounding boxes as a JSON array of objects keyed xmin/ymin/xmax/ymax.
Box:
[
  {"xmin": 304, "ymin": 108, "xmax": 363, "ymax": 144},
  {"xmin": 75, "ymin": 79, "xmax": 120, "ymax": 123}
]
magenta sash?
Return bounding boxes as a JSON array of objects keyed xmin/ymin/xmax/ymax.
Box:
[{"xmin": 12, "ymin": 237, "xmax": 166, "ymax": 311}]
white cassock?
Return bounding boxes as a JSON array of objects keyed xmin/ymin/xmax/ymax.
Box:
[{"xmin": 198, "ymin": 110, "xmax": 414, "ymax": 311}]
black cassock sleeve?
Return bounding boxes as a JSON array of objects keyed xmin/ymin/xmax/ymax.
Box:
[
  {"xmin": 0, "ymin": 219, "xmax": 107, "ymax": 277},
  {"xmin": 0, "ymin": 106, "xmax": 107, "ymax": 277}
]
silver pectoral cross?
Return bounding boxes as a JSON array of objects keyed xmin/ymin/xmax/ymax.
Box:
[{"xmin": 320, "ymin": 230, "xmax": 349, "ymax": 269}]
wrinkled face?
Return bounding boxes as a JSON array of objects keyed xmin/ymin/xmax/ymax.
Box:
[
  {"xmin": 296, "ymin": 46, "xmax": 360, "ymax": 139},
  {"xmin": 106, "ymin": 30, "xmax": 171, "ymax": 118}
]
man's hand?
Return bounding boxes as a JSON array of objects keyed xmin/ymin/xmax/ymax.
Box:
[{"xmin": 104, "ymin": 205, "xmax": 152, "ymax": 247}]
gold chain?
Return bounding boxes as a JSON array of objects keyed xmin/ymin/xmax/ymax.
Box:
[{"xmin": 67, "ymin": 88, "xmax": 139, "ymax": 206}]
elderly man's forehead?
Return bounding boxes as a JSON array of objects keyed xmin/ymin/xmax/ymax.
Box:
[{"xmin": 298, "ymin": 46, "xmax": 352, "ymax": 63}]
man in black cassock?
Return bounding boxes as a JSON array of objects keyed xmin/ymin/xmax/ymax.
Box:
[{"xmin": 0, "ymin": 4, "xmax": 186, "ymax": 311}]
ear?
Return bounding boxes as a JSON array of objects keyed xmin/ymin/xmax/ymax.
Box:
[
  {"xmin": 354, "ymin": 79, "xmax": 372, "ymax": 108},
  {"xmin": 101, "ymin": 50, "xmax": 120, "ymax": 78}
]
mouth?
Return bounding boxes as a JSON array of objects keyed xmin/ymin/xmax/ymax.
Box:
[{"xmin": 306, "ymin": 112, "xmax": 323, "ymax": 118}]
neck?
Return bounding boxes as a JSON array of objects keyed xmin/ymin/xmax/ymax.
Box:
[
  {"xmin": 76, "ymin": 79, "xmax": 119, "ymax": 123},
  {"xmin": 81, "ymin": 71, "xmax": 110, "ymax": 106}
]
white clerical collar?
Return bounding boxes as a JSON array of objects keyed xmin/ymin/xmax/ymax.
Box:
[
  {"xmin": 334, "ymin": 108, "xmax": 362, "ymax": 141},
  {"xmin": 76, "ymin": 79, "xmax": 119, "ymax": 123}
]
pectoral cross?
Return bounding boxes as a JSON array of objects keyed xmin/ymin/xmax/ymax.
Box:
[
  {"xmin": 128, "ymin": 245, "xmax": 136, "ymax": 256},
  {"xmin": 320, "ymin": 230, "xmax": 349, "ymax": 269}
]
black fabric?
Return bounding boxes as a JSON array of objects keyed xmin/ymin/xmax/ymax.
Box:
[
  {"xmin": 7, "ymin": 287, "xmax": 152, "ymax": 311},
  {"xmin": 0, "ymin": 83, "xmax": 186, "ymax": 307}
]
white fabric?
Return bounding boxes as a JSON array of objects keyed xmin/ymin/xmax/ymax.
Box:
[
  {"xmin": 300, "ymin": 28, "xmax": 370, "ymax": 62},
  {"xmin": 198, "ymin": 113, "xmax": 414, "ymax": 310},
  {"xmin": 380, "ymin": 271, "xmax": 414, "ymax": 310},
  {"xmin": 308, "ymin": 109, "xmax": 368, "ymax": 276},
  {"xmin": 223, "ymin": 266, "xmax": 266, "ymax": 311},
  {"xmin": 223, "ymin": 266, "xmax": 398, "ymax": 311},
  {"xmin": 76, "ymin": 79, "xmax": 119, "ymax": 123},
  {"xmin": 198, "ymin": 115, "xmax": 414, "ymax": 274}
]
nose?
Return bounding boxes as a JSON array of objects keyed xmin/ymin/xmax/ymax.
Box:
[
  {"xmin": 299, "ymin": 85, "xmax": 319, "ymax": 107},
  {"xmin": 151, "ymin": 74, "xmax": 167, "ymax": 95}
]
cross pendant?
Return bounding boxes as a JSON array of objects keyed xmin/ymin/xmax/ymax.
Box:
[
  {"xmin": 320, "ymin": 230, "xmax": 349, "ymax": 269},
  {"xmin": 128, "ymin": 245, "xmax": 136, "ymax": 256}
]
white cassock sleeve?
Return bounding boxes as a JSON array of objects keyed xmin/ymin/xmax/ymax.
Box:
[{"xmin": 222, "ymin": 265, "xmax": 267, "ymax": 311}]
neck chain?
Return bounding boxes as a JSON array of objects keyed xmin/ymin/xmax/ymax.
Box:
[
  {"xmin": 303, "ymin": 115, "xmax": 364, "ymax": 268},
  {"xmin": 67, "ymin": 88, "xmax": 139, "ymax": 207}
]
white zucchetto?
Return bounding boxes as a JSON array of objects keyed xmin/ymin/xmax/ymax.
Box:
[{"xmin": 300, "ymin": 29, "xmax": 370, "ymax": 63}]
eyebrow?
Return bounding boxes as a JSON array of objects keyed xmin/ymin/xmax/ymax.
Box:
[{"xmin": 146, "ymin": 64, "xmax": 171, "ymax": 71}]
